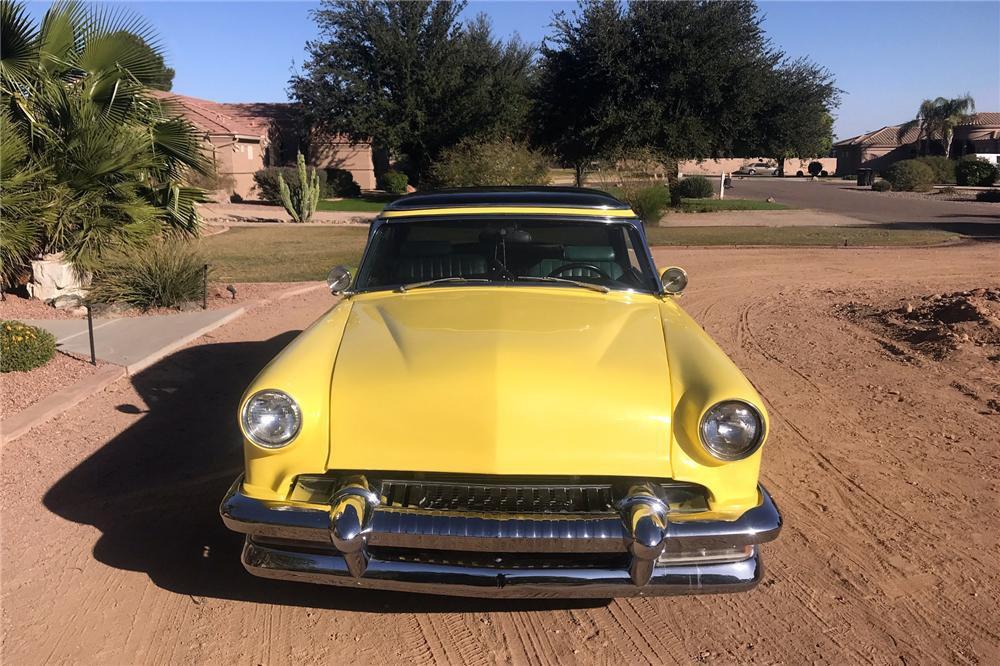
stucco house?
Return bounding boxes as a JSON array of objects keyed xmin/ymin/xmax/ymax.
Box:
[
  {"xmin": 153, "ymin": 91, "xmax": 376, "ymax": 199},
  {"xmin": 834, "ymin": 112, "xmax": 1000, "ymax": 175}
]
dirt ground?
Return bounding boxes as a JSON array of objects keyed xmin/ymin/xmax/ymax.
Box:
[{"xmin": 2, "ymin": 244, "xmax": 998, "ymax": 665}]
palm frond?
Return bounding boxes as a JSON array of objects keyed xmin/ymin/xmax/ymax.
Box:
[{"xmin": 0, "ymin": 0, "xmax": 39, "ymax": 95}]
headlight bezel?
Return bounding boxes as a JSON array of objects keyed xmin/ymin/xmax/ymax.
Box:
[
  {"xmin": 698, "ymin": 400, "xmax": 766, "ymax": 461},
  {"xmin": 241, "ymin": 389, "xmax": 302, "ymax": 449}
]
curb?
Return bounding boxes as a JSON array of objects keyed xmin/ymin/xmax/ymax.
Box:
[
  {"xmin": 0, "ymin": 364, "xmax": 126, "ymax": 445},
  {"xmin": 125, "ymin": 306, "xmax": 247, "ymax": 376}
]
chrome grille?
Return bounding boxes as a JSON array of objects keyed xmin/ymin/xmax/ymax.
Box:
[{"xmin": 376, "ymin": 479, "xmax": 615, "ymax": 514}]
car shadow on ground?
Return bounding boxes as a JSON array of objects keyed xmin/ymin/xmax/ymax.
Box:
[
  {"xmin": 864, "ymin": 220, "xmax": 1000, "ymax": 239},
  {"xmin": 41, "ymin": 333, "xmax": 606, "ymax": 613}
]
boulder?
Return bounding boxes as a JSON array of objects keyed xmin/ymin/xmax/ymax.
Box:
[{"xmin": 27, "ymin": 254, "xmax": 89, "ymax": 302}]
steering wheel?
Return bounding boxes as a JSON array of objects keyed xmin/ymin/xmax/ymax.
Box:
[{"xmin": 547, "ymin": 263, "xmax": 612, "ymax": 280}]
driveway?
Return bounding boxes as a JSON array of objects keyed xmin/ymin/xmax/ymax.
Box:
[
  {"xmin": 731, "ymin": 177, "xmax": 999, "ymax": 236},
  {"xmin": 3, "ymin": 245, "xmax": 999, "ymax": 664}
]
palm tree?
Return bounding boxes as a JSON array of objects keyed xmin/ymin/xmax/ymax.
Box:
[
  {"xmin": 902, "ymin": 95, "xmax": 976, "ymax": 158},
  {"xmin": 0, "ymin": 0, "xmax": 209, "ymax": 277}
]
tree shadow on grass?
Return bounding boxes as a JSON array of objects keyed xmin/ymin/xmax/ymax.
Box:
[{"xmin": 42, "ymin": 333, "xmax": 605, "ymax": 613}]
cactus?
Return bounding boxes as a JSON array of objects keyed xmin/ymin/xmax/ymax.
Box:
[{"xmin": 277, "ymin": 152, "xmax": 321, "ymax": 223}]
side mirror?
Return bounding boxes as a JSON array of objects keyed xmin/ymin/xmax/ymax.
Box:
[
  {"xmin": 660, "ymin": 266, "xmax": 688, "ymax": 295},
  {"xmin": 326, "ymin": 266, "xmax": 352, "ymax": 294}
]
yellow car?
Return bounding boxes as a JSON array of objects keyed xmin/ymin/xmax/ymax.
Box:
[{"xmin": 221, "ymin": 187, "xmax": 781, "ymax": 597}]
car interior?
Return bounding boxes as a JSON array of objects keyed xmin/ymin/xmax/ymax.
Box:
[{"xmin": 356, "ymin": 219, "xmax": 655, "ymax": 291}]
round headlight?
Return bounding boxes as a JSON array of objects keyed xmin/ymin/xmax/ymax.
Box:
[
  {"xmin": 699, "ymin": 400, "xmax": 765, "ymax": 461},
  {"xmin": 241, "ymin": 390, "xmax": 301, "ymax": 448}
]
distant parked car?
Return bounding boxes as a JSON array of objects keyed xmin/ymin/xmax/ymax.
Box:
[{"xmin": 736, "ymin": 162, "xmax": 778, "ymax": 176}]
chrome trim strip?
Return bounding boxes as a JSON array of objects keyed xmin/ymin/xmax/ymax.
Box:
[
  {"xmin": 221, "ymin": 477, "xmax": 782, "ymax": 554},
  {"xmin": 241, "ymin": 539, "xmax": 762, "ymax": 598}
]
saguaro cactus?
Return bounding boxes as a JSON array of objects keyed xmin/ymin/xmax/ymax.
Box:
[{"xmin": 277, "ymin": 152, "xmax": 321, "ymax": 223}]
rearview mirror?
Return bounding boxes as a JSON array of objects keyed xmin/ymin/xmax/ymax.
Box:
[
  {"xmin": 326, "ymin": 266, "xmax": 352, "ymax": 294},
  {"xmin": 660, "ymin": 266, "xmax": 688, "ymax": 295}
]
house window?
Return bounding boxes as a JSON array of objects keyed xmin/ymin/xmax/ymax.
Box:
[{"xmin": 248, "ymin": 145, "xmax": 254, "ymax": 160}]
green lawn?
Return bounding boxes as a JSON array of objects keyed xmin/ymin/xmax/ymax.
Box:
[
  {"xmin": 200, "ymin": 226, "xmax": 369, "ymax": 282},
  {"xmin": 201, "ymin": 224, "xmax": 960, "ymax": 283},
  {"xmin": 316, "ymin": 194, "xmax": 397, "ymax": 213},
  {"xmin": 674, "ymin": 198, "xmax": 791, "ymax": 213},
  {"xmin": 644, "ymin": 225, "xmax": 959, "ymax": 247}
]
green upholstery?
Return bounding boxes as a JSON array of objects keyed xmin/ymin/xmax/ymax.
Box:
[
  {"xmin": 526, "ymin": 246, "xmax": 624, "ymax": 279},
  {"xmin": 394, "ymin": 241, "xmax": 487, "ymax": 281}
]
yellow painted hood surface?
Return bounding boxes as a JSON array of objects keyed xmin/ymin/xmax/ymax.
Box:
[{"xmin": 328, "ymin": 287, "xmax": 673, "ymax": 477}]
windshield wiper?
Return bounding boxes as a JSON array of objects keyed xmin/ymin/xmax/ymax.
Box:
[
  {"xmin": 515, "ymin": 276, "xmax": 610, "ymax": 293},
  {"xmin": 397, "ymin": 277, "xmax": 492, "ymax": 292}
]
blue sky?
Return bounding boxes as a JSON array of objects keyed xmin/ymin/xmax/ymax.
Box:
[{"xmin": 26, "ymin": 1, "xmax": 1000, "ymax": 139}]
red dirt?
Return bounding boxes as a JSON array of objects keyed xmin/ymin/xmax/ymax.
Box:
[
  {"xmin": 0, "ymin": 352, "xmax": 105, "ymax": 420},
  {"xmin": 2, "ymin": 245, "xmax": 999, "ymax": 664}
]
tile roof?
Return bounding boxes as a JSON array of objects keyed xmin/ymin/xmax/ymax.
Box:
[
  {"xmin": 834, "ymin": 113, "xmax": 1000, "ymax": 148},
  {"xmin": 150, "ymin": 90, "xmax": 294, "ymax": 139}
]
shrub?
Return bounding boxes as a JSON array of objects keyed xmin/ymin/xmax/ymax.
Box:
[
  {"xmin": 808, "ymin": 161, "xmax": 823, "ymax": 176},
  {"xmin": 675, "ymin": 175, "xmax": 715, "ymax": 199},
  {"xmin": 975, "ymin": 189, "xmax": 1000, "ymax": 202},
  {"xmin": 430, "ymin": 137, "xmax": 550, "ymax": 188},
  {"xmin": 956, "ymin": 157, "xmax": 999, "ymax": 187},
  {"xmin": 871, "ymin": 180, "xmax": 892, "ymax": 192},
  {"xmin": 883, "ymin": 159, "xmax": 935, "ymax": 192},
  {"xmin": 1, "ymin": 320, "xmax": 56, "ymax": 373},
  {"xmin": 796, "ymin": 170, "xmax": 804, "ymax": 177},
  {"xmin": 913, "ymin": 156, "xmax": 957, "ymax": 184},
  {"xmin": 254, "ymin": 166, "xmax": 328, "ymax": 203},
  {"xmin": 820, "ymin": 170, "xmax": 829, "ymax": 177},
  {"xmin": 621, "ymin": 185, "xmax": 670, "ymax": 223},
  {"xmin": 325, "ymin": 168, "xmax": 361, "ymax": 197},
  {"xmin": 379, "ymin": 169, "xmax": 409, "ymax": 194},
  {"xmin": 88, "ymin": 239, "xmax": 207, "ymax": 310}
]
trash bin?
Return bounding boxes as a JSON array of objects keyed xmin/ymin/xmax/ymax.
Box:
[{"xmin": 857, "ymin": 169, "xmax": 874, "ymax": 187}]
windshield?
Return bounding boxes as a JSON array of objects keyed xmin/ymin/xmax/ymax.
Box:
[{"xmin": 354, "ymin": 218, "xmax": 660, "ymax": 293}]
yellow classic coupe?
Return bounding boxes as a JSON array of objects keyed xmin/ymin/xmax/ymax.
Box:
[{"xmin": 221, "ymin": 187, "xmax": 781, "ymax": 597}]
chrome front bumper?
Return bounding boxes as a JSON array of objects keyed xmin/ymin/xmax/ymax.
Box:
[{"xmin": 221, "ymin": 476, "xmax": 781, "ymax": 598}]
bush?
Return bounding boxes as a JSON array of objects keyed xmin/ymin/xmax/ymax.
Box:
[
  {"xmin": 975, "ymin": 189, "xmax": 1000, "ymax": 202},
  {"xmin": 796, "ymin": 170, "xmax": 804, "ymax": 177},
  {"xmin": 675, "ymin": 175, "xmax": 715, "ymax": 199},
  {"xmin": 808, "ymin": 161, "xmax": 823, "ymax": 176},
  {"xmin": 871, "ymin": 180, "xmax": 892, "ymax": 192},
  {"xmin": 88, "ymin": 240, "xmax": 207, "ymax": 310},
  {"xmin": 379, "ymin": 170, "xmax": 409, "ymax": 194},
  {"xmin": 956, "ymin": 157, "xmax": 999, "ymax": 187},
  {"xmin": 883, "ymin": 159, "xmax": 935, "ymax": 192},
  {"xmin": 622, "ymin": 185, "xmax": 670, "ymax": 223},
  {"xmin": 429, "ymin": 137, "xmax": 550, "ymax": 187},
  {"xmin": 254, "ymin": 166, "xmax": 328, "ymax": 203},
  {"xmin": 1, "ymin": 320, "xmax": 56, "ymax": 373},
  {"xmin": 325, "ymin": 168, "xmax": 361, "ymax": 197},
  {"xmin": 913, "ymin": 156, "xmax": 957, "ymax": 184}
]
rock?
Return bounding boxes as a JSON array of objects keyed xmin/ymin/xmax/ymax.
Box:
[
  {"xmin": 47, "ymin": 293, "xmax": 84, "ymax": 309},
  {"xmin": 67, "ymin": 306, "xmax": 88, "ymax": 317},
  {"xmin": 766, "ymin": 196, "xmax": 776, "ymax": 203},
  {"xmin": 905, "ymin": 302, "xmax": 914, "ymax": 314},
  {"xmin": 179, "ymin": 301, "xmax": 202, "ymax": 312},
  {"xmin": 27, "ymin": 253, "xmax": 90, "ymax": 302}
]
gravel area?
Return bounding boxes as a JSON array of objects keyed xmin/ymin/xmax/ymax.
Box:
[
  {"xmin": 0, "ymin": 352, "xmax": 104, "ymax": 420},
  {"xmin": 0, "ymin": 295, "xmax": 81, "ymax": 320}
]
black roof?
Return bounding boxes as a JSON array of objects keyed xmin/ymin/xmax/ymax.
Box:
[{"xmin": 382, "ymin": 186, "xmax": 631, "ymax": 212}]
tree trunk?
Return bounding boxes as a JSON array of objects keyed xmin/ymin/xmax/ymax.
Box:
[
  {"xmin": 574, "ymin": 162, "xmax": 585, "ymax": 187},
  {"xmin": 943, "ymin": 130, "xmax": 953, "ymax": 160},
  {"xmin": 776, "ymin": 156, "xmax": 786, "ymax": 177}
]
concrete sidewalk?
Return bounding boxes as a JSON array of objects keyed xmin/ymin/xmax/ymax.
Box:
[{"xmin": 25, "ymin": 306, "xmax": 244, "ymax": 375}]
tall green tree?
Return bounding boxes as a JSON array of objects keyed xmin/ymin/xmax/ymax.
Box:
[
  {"xmin": 752, "ymin": 59, "xmax": 839, "ymax": 175},
  {"xmin": 533, "ymin": 0, "xmax": 788, "ymax": 184},
  {"xmin": 290, "ymin": 0, "xmax": 534, "ymax": 184},
  {"xmin": 0, "ymin": 0, "xmax": 208, "ymax": 279}
]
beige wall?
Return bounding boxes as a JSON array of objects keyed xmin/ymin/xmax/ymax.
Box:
[
  {"xmin": 310, "ymin": 139, "xmax": 376, "ymax": 190},
  {"xmin": 679, "ymin": 157, "xmax": 836, "ymax": 176},
  {"xmin": 206, "ymin": 135, "xmax": 265, "ymax": 200}
]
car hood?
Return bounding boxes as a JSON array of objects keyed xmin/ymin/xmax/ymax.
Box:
[{"xmin": 327, "ymin": 287, "xmax": 673, "ymax": 477}]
